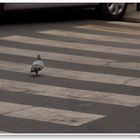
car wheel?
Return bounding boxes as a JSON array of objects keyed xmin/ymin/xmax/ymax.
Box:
[{"xmin": 99, "ymin": 3, "xmax": 127, "ymax": 20}]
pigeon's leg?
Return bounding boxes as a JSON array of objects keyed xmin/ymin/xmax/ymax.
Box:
[{"xmin": 35, "ymin": 71, "xmax": 38, "ymax": 75}]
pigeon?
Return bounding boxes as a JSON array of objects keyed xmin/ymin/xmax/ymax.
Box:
[{"xmin": 31, "ymin": 55, "xmax": 44, "ymax": 75}]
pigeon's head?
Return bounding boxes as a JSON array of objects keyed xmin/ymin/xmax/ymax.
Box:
[{"xmin": 37, "ymin": 55, "xmax": 41, "ymax": 60}]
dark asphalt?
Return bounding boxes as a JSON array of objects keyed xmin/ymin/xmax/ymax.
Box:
[{"xmin": 0, "ymin": 8, "xmax": 140, "ymax": 133}]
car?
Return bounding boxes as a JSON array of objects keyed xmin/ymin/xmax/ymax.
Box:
[{"xmin": 0, "ymin": 3, "xmax": 127, "ymax": 20}]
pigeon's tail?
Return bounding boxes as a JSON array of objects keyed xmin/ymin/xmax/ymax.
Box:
[{"xmin": 31, "ymin": 68, "xmax": 34, "ymax": 72}]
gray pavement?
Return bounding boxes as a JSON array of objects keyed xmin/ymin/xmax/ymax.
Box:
[{"xmin": 0, "ymin": 9, "xmax": 140, "ymax": 134}]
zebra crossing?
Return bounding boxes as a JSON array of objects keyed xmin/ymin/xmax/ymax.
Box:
[{"xmin": 0, "ymin": 21, "xmax": 140, "ymax": 133}]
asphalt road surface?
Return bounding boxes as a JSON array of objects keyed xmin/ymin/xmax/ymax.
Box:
[{"xmin": 0, "ymin": 8, "xmax": 140, "ymax": 133}]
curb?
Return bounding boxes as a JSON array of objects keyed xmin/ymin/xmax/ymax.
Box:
[
  {"xmin": 122, "ymin": 4, "xmax": 140, "ymax": 23},
  {"xmin": 122, "ymin": 16, "xmax": 140, "ymax": 23}
]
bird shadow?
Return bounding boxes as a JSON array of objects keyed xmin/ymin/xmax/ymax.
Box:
[{"xmin": 30, "ymin": 74, "xmax": 42, "ymax": 78}]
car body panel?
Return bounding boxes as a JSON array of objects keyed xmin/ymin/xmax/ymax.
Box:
[{"xmin": 3, "ymin": 3, "xmax": 99, "ymax": 11}]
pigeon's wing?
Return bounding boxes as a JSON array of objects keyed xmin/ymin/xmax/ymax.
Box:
[
  {"xmin": 31, "ymin": 60, "xmax": 44, "ymax": 72},
  {"xmin": 33, "ymin": 60, "xmax": 44, "ymax": 67}
]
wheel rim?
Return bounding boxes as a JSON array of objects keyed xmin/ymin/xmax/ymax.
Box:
[{"xmin": 107, "ymin": 3, "xmax": 125, "ymax": 15}]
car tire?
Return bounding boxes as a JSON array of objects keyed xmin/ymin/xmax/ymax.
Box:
[{"xmin": 98, "ymin": 3, "xmax": 127, "ymax": 20}]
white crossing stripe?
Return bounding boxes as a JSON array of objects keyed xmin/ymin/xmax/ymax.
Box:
[
  {"xmin": 0, "ymin": 131, "xmax": 10, "ymax": 133},
  {"xmin": 0, "ymin": 101, "xmax": 105, "ymax": 126},
  {"xmin": 0, "ymin": 131, "xmax": 7, "ymax": 133},
  {"xmin": 0, "ymin": 101, "xmax": 30, "ymax": 115},
  {"xmin": 1, "ymin": 44, "xmax": 140, "ymax": 71},
  {"xmin": 0, "ymin": 45, "xmax": 113, "ymax": 66},
  {"xmin": 76, "ymin": 25, "xmax": 140, "ymax": 35},
  {"xmin": 39, "ymin": 30, "xmax": 140, "ymax": 45},
  {"xmin": 0, "ymin": 60, "xmax": 140, "ymax": 87},
  {"xmin": 2, "ymin": 35, "xmax": 140, "ymax": 57},
  {"xmin": 1, "ymin": 79, "xmax": 140, "ymax": 107}
]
